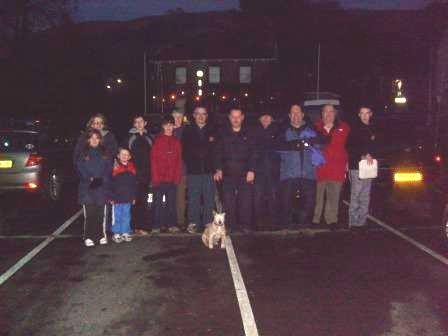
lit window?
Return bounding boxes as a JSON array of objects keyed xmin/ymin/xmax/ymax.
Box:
[
  {"xmin": 239, "ymin": 66, "xmax": 252, "ymax": 83},
  {"xmin": 209, "ymin": 66, "xmax": 221, "ymax": 84},
  {"xmin": 175, "ymin": 67, "xmax": 187, "ymax": 84}
]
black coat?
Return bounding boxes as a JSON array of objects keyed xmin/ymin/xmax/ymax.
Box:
[
  {"xmin": 111, "ymin": 161, "xmax": 137, "ymax": 203},
  {"xmin": 126, "ymin": 129, "xmax": 153, "ymax": 184},
  {"xmin": 214, "ymin": 125, "xmax": 257, "ymax": 180},
  {"xmin": 253, "ymin": 124, "xmax": 280, "ymax": 181},
  {"xmin": 347, "ymin": 120, "xmax": 377, "ymax": 169},
  {"xmin": 182, "ymin": 123, "xmax": 215, "ymax": 175}
]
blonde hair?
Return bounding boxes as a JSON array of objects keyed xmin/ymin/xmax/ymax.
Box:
[{"xmin": 86, "ymin": 113, "xmax": 108, "ymax": 130}]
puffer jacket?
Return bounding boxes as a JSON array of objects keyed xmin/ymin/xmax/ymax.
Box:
[
  {"xmin": 73, "ymin": 129, "xmax": 118, "ymax": 164},
  {"xmin": 111, "ymin": 161, "xmax": 137, "ymax": 203}
]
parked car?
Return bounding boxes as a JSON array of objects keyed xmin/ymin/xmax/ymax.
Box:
[{"xmin": 0, "ymin": 121, "xmax": 76, "ymax": 201}]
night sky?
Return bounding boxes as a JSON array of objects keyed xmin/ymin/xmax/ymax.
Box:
[{"xmin": 75, "ymin": 0, "xmax": 429, "ymax": 22}]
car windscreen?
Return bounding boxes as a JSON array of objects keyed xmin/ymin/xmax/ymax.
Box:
[{"xmin": 0, "ymin": 132, "xmax": 38, "ymax": 152}]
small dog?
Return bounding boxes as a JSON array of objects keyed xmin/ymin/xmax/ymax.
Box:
[{"xmin": 202, "ymin": 211, "xmax": 227, "ymax": 249}]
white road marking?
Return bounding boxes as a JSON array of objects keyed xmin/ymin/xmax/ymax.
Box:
[
  {"xmin": 0, "ymin": 234, "xmax": 80, "ymax": 239},
  {"xmin": 0, "ymin": 209, "xmax": 83, "ymax": 286},
  {"xmin": 225, "ymin": 236, "xmax": 259, "ymax": 336},
  {"xmin": 343, "ymin": 200, "xmax": 448, "ymax": 266}
]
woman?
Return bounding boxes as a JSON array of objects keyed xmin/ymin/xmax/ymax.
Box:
[{"xmin": 76, "ymin": 129, "xmax": 112, "ymax": 247}]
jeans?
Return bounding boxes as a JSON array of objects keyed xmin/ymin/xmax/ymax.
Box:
[
  {"xmin": 187, "ymin": 174, "xmax": 216, "ymax": 229},
  {"xmin": 222, "ymin": 177, "xmax": 253, "ymax": 230},
  {"xmin": 313, "ymin": 181, "xmax": 343, "ymax": 225},
  {"xmin": 153, "ymin": 183, "xmax": 177, "ymax": 229},
  {"xmin": 83, "ymin": 204, "xmax": 107, "ymax": 242},
  {"xmin": 279, "ymin": 178, "xmax": 316, "ymax": 228},
  {"xmin": 112, "ymin": 203, "xmax": 132, "ymax": 234},
  {"xmin": 254, "ymin": 174, "xmax": 279, "ymax": 229},
  {"xmin": 349, "ymin": 170, "xmax": 372, "ymax": 227}
]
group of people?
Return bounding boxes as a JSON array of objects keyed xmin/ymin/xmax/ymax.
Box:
[{"xmin": 73, "ymin": 103, "xmax": 377, "ymax": 247}]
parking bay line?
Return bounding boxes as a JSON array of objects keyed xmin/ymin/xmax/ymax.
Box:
[
  {"xmin": 0, "ymin": 209, "xmax": 83, "ymax": 286},
  {"xmin": 343, "ymin": 200, "xmax": 448, "ymax": 266},
  {"xmin": 225, "ymin": 236, "xmax": 259, "ymax": 336}
]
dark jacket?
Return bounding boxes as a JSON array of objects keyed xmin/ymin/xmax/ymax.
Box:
[
  {"xmin": 214, "ymin": 125, "xmax": 257, "ymax": 180},
  {"xmin": 111, "ymin": 161, "xmax": 137, "ymax": 203},
  {"xmin": 126, "ymin": 128, "xmax": 152, "ymax": 184},
  {"xmin": 182, "ymin": 123, "xmax": 215, "ymax": 175},
  {"xmin": 151, "ymin": 135, "xmax": 182, "ymax": 187},
  {"xmin": 73, "ymin": 130, "xmax": 118, "ymax": 164},
  {"xmin": 347, "ymin": 120, "xmax": 377, "ymax": 169},
  {"xmin": 76, "ymin": 148, "xmax": 112, "ymax": 205},
  {"xmin": 253, "ymin": 123, "xmax": 280, "ymax": 181},
  {"xmin": 275, "ymin": 121, "xmax": 326, "ymax": 181}
]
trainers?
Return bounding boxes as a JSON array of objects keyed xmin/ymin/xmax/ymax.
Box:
[
  {"xmin": 135, "ymin": 229, "xmax": 150, "ymax": 236},
  {"xmin": 151, "ymin": 228, "xmax": 160, "ymax": 234},
  {"xmin": 99, "ymin": 237, "xmax": 108, "ymax": 245},
  {"xmin": 168, "ymin": 226, "xmax": 180, "ymax": 233},
  {"xmin": 122, "ymin": 233, "xmax": 133, "ymax": 242},
  {"xmin": 187, "ymin": 223, "xmax": 197, "ymax": 234},
  {"xmin": 84, "ymin": 239, "xmax": 95, "ymax": 247},
  {"xmin": 112, "ymin": 234, "xmax": 122, "ymax": 243}
]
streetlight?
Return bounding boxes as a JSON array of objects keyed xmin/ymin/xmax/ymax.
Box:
[
  {"xmin": 106, "ymin": 85, "xmax": 112, "ymax": 89},
  {"xmin": 196, "ymin": 70, "xmax": 204, "ymax": 78},
  {"xmin": 116, "ymin": 78, "xmax": 123, "ymax": 84}
]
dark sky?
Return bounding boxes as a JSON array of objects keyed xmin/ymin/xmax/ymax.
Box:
[{"xmin": 75, "ymin": 0, "xmax": 429, "ymax": 22}]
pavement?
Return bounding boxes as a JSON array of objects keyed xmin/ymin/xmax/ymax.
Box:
[{"xmin": 1, "ymin": 184, "xmax": 448, "ymax": 336}]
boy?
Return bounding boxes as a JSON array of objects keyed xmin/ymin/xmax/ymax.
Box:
[
  {"xmin": 151, "ymin": 115, "xmax": 182, "ymax": 233},
  {"xmin": 111, "ymin": 148, "xmax": 137, "ymax": 243}
]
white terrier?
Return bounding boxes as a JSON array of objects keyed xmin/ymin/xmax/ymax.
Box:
[{"xmin": 202, "ymin": 211, "xmax": 227, "ymax": 249}]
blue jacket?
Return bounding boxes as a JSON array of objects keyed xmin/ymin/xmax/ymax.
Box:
[
  {"xmin": 76, "ymin": 148, "xmax": 112, "ymax": 205},
  {"xmin": 111, "ymin": 161, "xmax": 137, "ymax": 203},
  {"xmin": 276, "ymin": 122, "xmax": 325, "ymax": 181}
]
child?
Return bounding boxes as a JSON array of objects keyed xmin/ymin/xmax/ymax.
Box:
[
  {"xmin": 76, "ymin": 129, "xmax": 112, "ymax": 247},
  {"xmin": 151, "ymin": 115, "xmax": 182, "ymax": 233},
  {"xmin": 111, "ymin": 148, "xmax": 137, "ymax": 243}
]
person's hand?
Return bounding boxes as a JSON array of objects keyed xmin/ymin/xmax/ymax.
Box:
[
  {"xmin": 246, "ymin": 171, "xmax": 255, "ymax": 184},
  {"xmin": 132, "ymin": 200, "xmax": 136, "ymax": 205},
  {"xmin": 366, "ymin": 154, "xmax": 374, "ymax": 165},
  {"xmin": 214, "ymin": 170, "xmax": 223, "ymax": 182}
]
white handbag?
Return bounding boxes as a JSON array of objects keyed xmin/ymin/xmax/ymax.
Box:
[{"xmin": 358, "ymin": 159, "xmax": 378, "ymax": 179}]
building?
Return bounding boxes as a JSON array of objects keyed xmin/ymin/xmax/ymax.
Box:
[{"xmin": 434, "ymin": 29, "xmax": 448, "ymax": 127}]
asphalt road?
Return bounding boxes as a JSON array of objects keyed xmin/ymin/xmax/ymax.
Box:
[{"xmin": 1, "ymin": 184, "xmax": 448, "ymax": 336}]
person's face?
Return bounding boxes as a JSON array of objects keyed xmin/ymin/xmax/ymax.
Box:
[
  {"xmin": 359, "ymin": 108, "xmax": 372, "ymax": 124},
  {"xmin": 322, "ymin": 105, "xmax": 336, "ymax": 125},
  {"xmin": 259, "ymin": 115, "xmax": 273, "ymax": 129},
  {"xmin": 91, "ymin": 117, "xmax": 104, "ymax": 130},
  {"xmin": 162, "ymin": 122, "xmax": 174, "ymax": 136},
  {"xmin": 134, "ymin": 117, "xmax": 147, "ymax": 131},
  {"xmin": 118, "ymin": 149, "xmax": 131, "ymax": 164},
  {"xmin": 229, "ymin": 110, "xmax": 244, "ymax": 129},
  {"xmin": 172, "ymin": 113, "xmax": 184, "ymax": 127},
  {"xmin": 88, "ymin": 134, "xmax": 101, "ymax": 147},
  {"xmin": 289, "ymin": 105, "xmax": 304, "ymax": 125},
  {"xmin": 193, "ymin": 108, "xmax": 208, "ymax": 126}
]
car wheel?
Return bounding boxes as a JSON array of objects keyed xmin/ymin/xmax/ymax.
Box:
[
  {"xmin": 48, "ymin": 170, "xmax": 62, "ymax": 201},
  {"xmin": 441, "ymin": 203, "xmax": 448, "ymax": 243}
]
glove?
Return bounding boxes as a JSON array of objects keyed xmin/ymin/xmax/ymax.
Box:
[{"xmin": 89, "ymin": 177, "xmax": 103, "ymax": 190}]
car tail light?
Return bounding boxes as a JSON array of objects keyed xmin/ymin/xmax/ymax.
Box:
[
  {"xmin": 25, "ymin": 182, "xmax": 38, "ymax": 189},
  {"xmin": 25, "ymin": 154, "xmax": 43, "ymax": 167},
  {"xmin": 435, "ymin": 155, "xmax": 442, "ymax": 163}
]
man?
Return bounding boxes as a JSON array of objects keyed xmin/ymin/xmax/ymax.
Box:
[
  {"xmin": 172, "ymin": 109, "xmax": 186, "ymax": 231},
  {"xmin": 182, "ymin": 106, "xmax": 216, "ymax": 233},
  {"xmin": 127, "ymin": 114, "xmax": 153, "ymax": 235},
  {"xmin": 276, "ymin": 104, "xmax": 325, "ymax": 230},
  {"xmin": 313, "ymin": 105, "xmax": 350, "ymax": 230},
  {"xmin": 347, "ymin": 106, "xmax": 377, "ymax": 231},
  {"xmin": 214, "ymin": 108, "xmax": 256, "ymax": 233},
  {"xmin": 253, "ymin": 110, "xmax": 280, "ymax": 230}
]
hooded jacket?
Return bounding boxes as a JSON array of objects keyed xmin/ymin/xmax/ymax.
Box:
[
  {"xmin": 73, "ymin": 129, "xmax": 118, "ymax": 164},
  {"xmin": 182, "ymin": 123, "xmax": 215, "ymax": 175},
  {"xmin": 127, "ymin": 128, "xmax": 152, "ymax": 184},
  {"xmin": 111, "ymin": 161, "xmax": 137, "ymax": 203},
  {"xmin": 315, "ymin": 120, "xmax": 350, "ymax": 182},
  {"xmin": 150, "ymin": 134, "xmax": 182, "ymax": 187},
  {"xmin": 347, "ymin": 120, "xmax": 377, "ymax": 170}
]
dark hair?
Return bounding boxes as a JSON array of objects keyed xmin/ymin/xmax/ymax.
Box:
[
  {"xmin": 228, "ymin": 107, "xmax": 244, "ymax": 115},
  {"xmin": 86, "ymin": 113, "xmax": 108, "ymax": 130},
  {"xmin": 132, "ymin": 114, "xmax": 147, "ymax": 122},
  {"xmin": 193, "ymin": 105, "xmax": 208, "ymax": 114},
  {"xmin": 82, "ymin": 129, "xmax": 108, "ymax": 160},
  {"xmin": 288, "ymin": 103, "xmax": 304, "ymax": 112},
  {"xmin": 161, "ymin": 115, "xmax": 175, "ymax": 126},
  {"xmin": 358, "ymin": 105, "xmax": 373, "ymax": 112}
]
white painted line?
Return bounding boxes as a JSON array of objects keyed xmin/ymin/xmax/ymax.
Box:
[
  {"xmin": 343, "ymin": 200, "xmax": 448, "ymax": 266},
  {"xmin": 0, "ymin": 209, "xmax": 83, "ymax": 286},
  {"xmin": 0, "ymin": 234, "xmax": 80, "ymax": 240},
  {"xmin": 225, "ymin": 236, "xmax": 259, "ymax": 336}
]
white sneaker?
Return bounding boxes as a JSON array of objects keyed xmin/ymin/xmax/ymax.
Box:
[
  {"xmin": 112, "ymin": 234, "xmax": 122, "ymax": 243},
  {"xmin": 122, "ymin": 233, "xmax": 133, "ymax": 242},
  {"xmin": 84, "ymin": 239, "xmax": 95, "ymax": 247},
  {"xmin": 99, "ymin": 237, "xmax": 108, "ymax": 245},
  {"xmin": 187, "ymin": 223, "xmax": 197, "ymax": 234}
]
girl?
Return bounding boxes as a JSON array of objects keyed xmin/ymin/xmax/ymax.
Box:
[{"xmin": 76, "ymin": 129, "xmax": 112, "ymax": 247}]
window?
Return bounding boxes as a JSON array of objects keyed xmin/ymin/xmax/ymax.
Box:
[
  {"xmin": 175, "ymin": 67, "xmax": 187, "ymax": 84},
  {"xmin": 209, "ymin": 66, "xmax": 221, "ymax": 84},
  {"xmin": 239, "ymin": 66, "xmax": 252, "ymax": 83}
]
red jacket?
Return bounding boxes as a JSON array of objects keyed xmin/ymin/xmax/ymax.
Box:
[
  {"xmin": 315, "ymin": 120, "xmax": 350, "ymax": 182},
  {"xmin": 150, "ymin": 135, "xmax": 182, "ymax": 187}
]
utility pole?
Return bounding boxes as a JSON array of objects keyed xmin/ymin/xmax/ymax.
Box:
[
  {"xmin": 317, "ymin": 43, "xmax": 321, "ymax": 99},
  {"xmin": 144, "ymin": 51, "xmax": 147, "ymax": 114}
]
